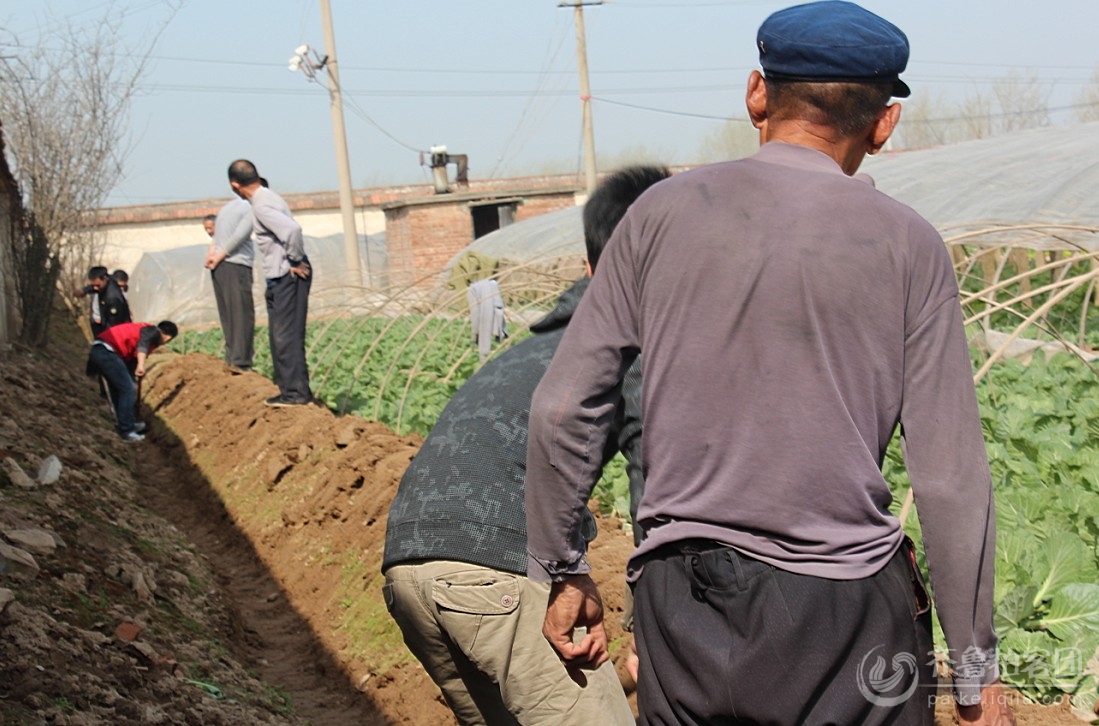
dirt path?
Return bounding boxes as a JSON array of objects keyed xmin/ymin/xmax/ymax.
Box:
[
  {"xmin": 139, "ymin": 352, "xmax": 637, "ymax": 725},
  {"xmin": 135, "ymin": 437, "xmax": 386, "ymax": 725}
]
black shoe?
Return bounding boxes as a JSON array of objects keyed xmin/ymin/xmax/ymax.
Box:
[
  {"xmin": 226, "ymin": 364, "xmax": 251, "ymax": 375},
  {"xmin": 264, "ymin": 395, "xmax": 311, "ymax": 408}
]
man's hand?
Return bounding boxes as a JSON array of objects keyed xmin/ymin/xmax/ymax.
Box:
[
  {"xmin": 543, "ymin": 574, "xmax": 609, "ymax": 669},
  {"xmin": 956, "ymin": 681, "xmax": 1016, "ymax": 726},
  {"xmin": 625, "ymin": 635, "xmax": 639, "ymax": 683},
  {"xmin": 289, "ymin": 260, "xmax": 311, "ymax": 279},
  {"xmin": 204, "ymin": 249, "xmax": 227, "ymax": 270}
]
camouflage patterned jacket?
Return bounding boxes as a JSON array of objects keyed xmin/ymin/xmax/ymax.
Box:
[{"xmin": 382, "ymin": 277, "xmax": 642, "ymax": 575}]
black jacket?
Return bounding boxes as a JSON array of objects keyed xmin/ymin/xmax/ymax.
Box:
[{"xmin": 89, "ymin": 278, "xmax": 132, "ymax": 337}]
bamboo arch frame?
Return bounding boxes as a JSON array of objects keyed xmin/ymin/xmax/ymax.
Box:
[{"xmin": 898, "ymin": 222, "xmax": 1099, "ymax": 525}]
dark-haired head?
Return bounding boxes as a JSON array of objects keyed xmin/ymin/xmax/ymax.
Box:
[
  {"xmin": 764, "ymin": 79, "xmax": 893, "ymax": 138},
  {"xmin": 583, "ymin": 165, "xmax": 671, "ymax": 271},
  {"xmin": 87, "ymin": 266, "xmax": 109, "ymax": 281},
  {"xmin": 228, "ymin": 159, "xmax": 260, "ymax": 186},
  {"xmin": 157, "ymin": 320, "xmax": 179, "ymax": 341}
]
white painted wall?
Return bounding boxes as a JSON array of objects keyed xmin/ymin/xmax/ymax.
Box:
[{"xmin": 97, "ymin": 207, "xmax": 386, "ymax": 275}]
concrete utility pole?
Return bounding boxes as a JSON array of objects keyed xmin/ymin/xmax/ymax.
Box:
[
  {"xmin": 560, "ymin": 0, "xmax": 601, "ymax": 195},
  {"xmin": 319, "ymin": 0, "xmax": 364, "ymax": 288}
]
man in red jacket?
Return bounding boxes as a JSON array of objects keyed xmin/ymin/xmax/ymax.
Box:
[{"xmin": 86, "ymin": 321, "xmax": 177, "ymax": 442}]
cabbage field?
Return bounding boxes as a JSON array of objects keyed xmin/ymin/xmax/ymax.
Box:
[{"xmin": 171, "ymin": 230, "xmax": 1099, "ymax": 710}]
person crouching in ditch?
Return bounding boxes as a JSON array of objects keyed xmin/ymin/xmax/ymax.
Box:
[{"xmin": 85, "ymin": 320, "xmax": 177, "ymax": 443}]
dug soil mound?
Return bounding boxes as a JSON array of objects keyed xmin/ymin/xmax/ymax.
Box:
[{"xmin": 0, "ymin": 323, "xmax": 1087, "ymax": 725}]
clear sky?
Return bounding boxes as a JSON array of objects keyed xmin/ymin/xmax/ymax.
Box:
[{"xmin": 5, "ymin": 0, "xmax": 1099, "ymax": 208}]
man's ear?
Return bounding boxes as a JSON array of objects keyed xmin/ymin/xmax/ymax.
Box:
[
  {"xmin": 746, "ymin": 71, "xmax": 768, "ymax": 130},
  {"xmin": 867, "ymin": 103, "xmax": 901, "ymax": 156}
]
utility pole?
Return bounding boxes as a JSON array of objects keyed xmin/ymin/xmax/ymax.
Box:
[
  {"xmin": 560, "ymin": 0, "xmax": 601, "ymax": 195},
  {"xmin": 319, "ymin": 0, "xmax": 364, "ymax": 288}
]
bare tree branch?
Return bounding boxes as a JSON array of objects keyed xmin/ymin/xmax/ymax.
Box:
[{"xmin": 0, "ymin": 2, "xmax": 180, "ymax": 345}]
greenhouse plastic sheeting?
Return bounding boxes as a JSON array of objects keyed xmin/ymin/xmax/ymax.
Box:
[
  {"xmin": 445, "ymin": 122, "xmax": 1099, "ymax": 273},
  {"xmin": 128, "ymin": 232, "xmax": 387, "ymax": 327},
  {"xmin": 450, "ymin": 205, "xmax": 584, "ymax": 267},
  {"xmin": 865, "ymin": 122, "xmax": 1099, "ymax": 232}
]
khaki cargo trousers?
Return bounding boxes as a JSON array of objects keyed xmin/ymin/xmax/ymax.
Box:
[{"xmin": 384, "ymin": 561, "xmax": 634, "ymax": 726}]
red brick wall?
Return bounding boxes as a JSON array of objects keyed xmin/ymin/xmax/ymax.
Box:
[
  {"xmin": 514, "ymin": 196, "xmax": 574, "ymax": 223},
  {"xmin": 386, "ymin": 208, "xmax": 415, "ymax": 289},
  {"xmin": 409, "ymin": 204, "xmax": 476, "ymax": 285},
  {"xmin": 385, "ymin": 191, "xmax": 578, "ymax": 289}
]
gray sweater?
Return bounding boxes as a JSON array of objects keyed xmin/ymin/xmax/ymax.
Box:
[
  {"xmin": 213, "ymin": 198, "xmax": 255, "ymax": 267},
  {"xmin": 524, "ymin": 142, "xmax": 998, "ymax": 699},
  {"xmin": 249, "ymin": 186, "xmax": 305, "ymax": 280}
]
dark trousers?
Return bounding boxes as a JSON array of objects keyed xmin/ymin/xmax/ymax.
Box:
[
  {"xmin": 87, "ymin": 344, "xmax": 137, "ymax": 436},
  {"xmin": 265, "ymin": 266, "xmax": 312, "ymax": 402},
  {"xmin": 633, "ymin": 540, "xmax": 935, "ymax": 726},
  {"xmin": 211, "ymin": 261, "xmax": 255, "ymax": 369}
]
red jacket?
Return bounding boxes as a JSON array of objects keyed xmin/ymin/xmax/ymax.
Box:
[{"xmin": 97, "ymin": 322, "xmax": 153, "ymax": 362}]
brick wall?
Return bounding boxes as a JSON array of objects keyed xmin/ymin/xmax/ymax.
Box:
[
  {"xmin": 409, "ymin": 204, "xmax": 476, "ymax": 284},
  {"xmin": 386, "ymin": 190, "xmax": 578, "ymax": 289},
  {"xmin": 385, "ymin": 207, "xmax": 415, "ymax": 289}
]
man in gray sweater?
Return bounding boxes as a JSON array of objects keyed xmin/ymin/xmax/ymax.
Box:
[
  {"xmin": 204, "ymin": 195, "xmax": 256, "ymax": 371},
  {"xmin": 228, "ymin": 159, "xmax": 312, "ymax": 406},
  {"xmin": 524, "ymin": 2, "xmax": 1013, "ymax": 725}
]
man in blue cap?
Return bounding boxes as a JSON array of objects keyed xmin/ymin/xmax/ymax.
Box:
[{"xmin": 524, "ymin": 2, "xmax": 1013, "ymax": 724}]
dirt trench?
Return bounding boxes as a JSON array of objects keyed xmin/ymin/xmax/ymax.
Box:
[{"xmin": 137, "ymin": 352, "xmax": 640, "ymax": 725}]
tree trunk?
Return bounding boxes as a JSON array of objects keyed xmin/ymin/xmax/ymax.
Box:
[{"xmin": 14, "ymin": 215, "xmax": 61, "ymax": 347}]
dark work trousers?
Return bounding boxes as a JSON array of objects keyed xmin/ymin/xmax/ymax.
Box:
[
  {"xmin": 265, "ymin": 265, "xmax": 312, "ymax": 402},
  {"xmin": 87, "ymin": 343, "xmax": 137, "ymax": 436},
  {"xmin": 211, "ymin": 261, "xmax": 255, "ymax": 369},
  {"xmin": 632, "ymin": 540, "xmax": 935, "ymax": 726}
]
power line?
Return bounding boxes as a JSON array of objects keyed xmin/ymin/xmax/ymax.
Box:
[
  {"xmin": 594, "ymin": 96, "xmax": 738, "ymax": 121},
  {"xmin": 136, "ymin": 81, "xmax": 742, "ymax": 97},
  {"xmin": 12, "ymin": 42, "xmax": 1097, "ymax": 78},
  {"xmin": 594, "ymin": 95, "xmax": 1099, "ymax": 125},
  {"xmin": 340, "ymin": 93, "xmax": 425, "ymax": 154},
  {"xmin": 4, "ymin": 1, "xmax": 173, "ymax": 46},
  {"xmin": 608, "ymin": 1, "xmax": 773, "ymax": 6},
  {"xmin": 491, "ymin": 14, "xmax": 574, "ymax": 179}
]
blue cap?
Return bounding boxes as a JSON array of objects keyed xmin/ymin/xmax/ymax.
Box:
[{"xmin": 757, "ymin": 1, "xmax": 910, "ymax": 98}]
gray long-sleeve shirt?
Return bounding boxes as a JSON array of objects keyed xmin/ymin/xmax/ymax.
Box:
[
  {"xmin": 213, "ymin": 198, "xmax": 255, "ymax": 268},
  {"xmin": 249, "ymin": 186, "xmax": 305, "ymax": 280},
  {"xmin": 524, "ymin": 142, "xmax": 998, "ymax": 701}
]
